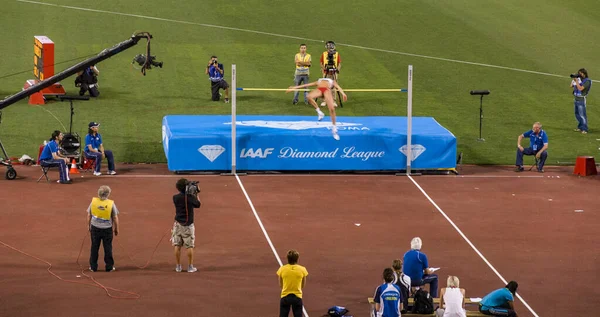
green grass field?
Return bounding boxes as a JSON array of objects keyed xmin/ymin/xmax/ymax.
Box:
[{"xmin": 1, "ymin": 0, "xmax": 599, "ymax": 165}]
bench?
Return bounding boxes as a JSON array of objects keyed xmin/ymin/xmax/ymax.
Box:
[{"xmin": 367, "ymin": 297, "xmax": 487, "ymax": 317}]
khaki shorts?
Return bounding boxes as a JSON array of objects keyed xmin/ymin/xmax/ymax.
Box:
[{"xmin": 171, "ymin": 222, "xmax": 195, "ymax": 248}]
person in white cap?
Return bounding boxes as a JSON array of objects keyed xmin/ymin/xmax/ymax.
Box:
[{"xmin": 84, "ymin": 122, "xmax": 116, "ymax": 176}]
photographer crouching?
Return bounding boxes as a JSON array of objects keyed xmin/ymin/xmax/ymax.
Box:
[
  {"xmin": 171, "ymin": 178, "xmax": 201, "ymax": 273},
  {"xmin": 75, "ymin": 65, "xmax": 100, "ymax": 97},
  {"xmin": 205, "ymin": 55, "xmax": 230, "ymax": 103},
  {"xmin": 570, "ymin": 68, "xmax": 592, "ymax": 134}
]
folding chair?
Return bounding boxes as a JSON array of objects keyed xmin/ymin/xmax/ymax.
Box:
[
  {"xmin": 528, "ymin": 157, "xmax": 539, "ymax": 171},
  {"xmin": 81, "ymin": 154, "xmax": 96, "ymax": 173},
  {"xmin": 37, "ymin": 164, "xmax": 54, "ymax": 183}
]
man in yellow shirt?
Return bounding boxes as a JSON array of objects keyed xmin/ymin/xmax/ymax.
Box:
[
  {"xmin": 276, "ymin": 249, "xmax": 309, "ymax": 317},
  {"xmin": 293, "ymin": 44, "xmax": 312, "ymax": 105}
]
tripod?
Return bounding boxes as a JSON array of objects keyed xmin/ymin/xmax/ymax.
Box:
[
  {"xmin": 470, "ymin": 90, "xmax": 490, "ymax": 142},
  {"xmin": 325, "ymin": 67, "xmax": 343, "ymax": 108},
  {"xmin": 58, "ymin": 95, "xmax": 89, "ymax": 159},
  {"xmin": 477, "ymin": 94, "xmax": 485, "ymax": 141}
]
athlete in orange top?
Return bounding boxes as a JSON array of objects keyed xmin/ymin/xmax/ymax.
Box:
[{"xmin": 286, "ymin": 77, "xmax": 347, "ymax": 140}]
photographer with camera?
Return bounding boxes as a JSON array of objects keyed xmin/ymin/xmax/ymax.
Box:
[
  {"xmin": 75, "ymin": 65, "xmax": 100, "ymax": 97},
  {"xmin": 570, "ymin": 68, "xmax": 592, "ymax": 134},
  {"xmin": 319, "ymin": 41, "xmax": 342, "ymax": 105},
  {"xmin": 205, "ymin": 55, "xmax": 230, "ymax": 103},
  {"xmin": 171, "ymin": 178, "xmax": 201, "ymax": 273},
  {"xmin": 320, "ymin": 41, "xmax": 342, "ymax": 78}
]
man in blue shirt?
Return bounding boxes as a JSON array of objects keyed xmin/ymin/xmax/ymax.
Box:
[
  {"xmin": 84, "ymin": 122, "xmax": 116, "ymax": 176},
  {"xmin": 373, "ymin": 268, "xmax": 402, "ymax": 317},
  {"xmin": 403, "ymin": 237, "xmax": 438, "ymax": 297},
  {"xmin": 39, "ymin": 130, "xmax": 71, "ymax": 184},
  {"xmin": 479, "ymin": 281, "xmax": 519, "ymax": 317},
  {"xmin": 205, "ymin": 55, "xmax": 230, "ymax": 103},
  {"xmin": 515, "ymin": 122, "xmax": 548, "ymax": 173}
]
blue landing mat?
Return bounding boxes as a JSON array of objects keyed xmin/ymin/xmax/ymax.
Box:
[{"xmin": 162, "ymin": 115, "xmax": 456, "ymax": 172}]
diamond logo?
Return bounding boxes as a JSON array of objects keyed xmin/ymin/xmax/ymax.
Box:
[
  {"xmin": 198, "ymin": 145, "xmax": 225, "ymax": 162},
  {"xmin": 224, "ymin": 120, "xmax": 362, "ymax": 130},
  {"xmin": 399, "ymin": 144, "xmax": 426, "ymax": 161}
]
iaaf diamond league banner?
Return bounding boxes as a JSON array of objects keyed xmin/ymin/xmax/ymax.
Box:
[{"xmin": 162, "ymin": 115, "xmax": 456, "ymax": 171}]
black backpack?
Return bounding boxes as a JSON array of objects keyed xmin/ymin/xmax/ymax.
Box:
[{"xmin": 411, "ymin": 288, "xmax": 434, "ymax": 314}]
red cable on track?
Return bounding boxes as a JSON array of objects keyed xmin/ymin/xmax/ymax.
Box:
[{"xmin": 0, "ymin": 228, "xmax": 170, "ymax": 299}]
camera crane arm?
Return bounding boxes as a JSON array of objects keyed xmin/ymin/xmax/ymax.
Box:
[{"xmin": 0, "ymin": 32, "xmax": 154, "ymax": 111}]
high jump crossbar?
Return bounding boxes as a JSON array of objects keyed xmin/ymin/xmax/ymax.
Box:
[
  {"xmin": 236, "ymin": 88, "xmax": 407, "ymax": 92},
  {"xmin": 224, "ymin": 64, "xmax": 415, "ymax": 176}
]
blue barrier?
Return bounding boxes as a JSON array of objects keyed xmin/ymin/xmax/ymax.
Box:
[{"xmin": 162, "ymin": 115, "xmax": 456, "ymax": 172}]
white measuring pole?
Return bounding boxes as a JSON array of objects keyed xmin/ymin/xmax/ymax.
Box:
[
  {"xmin": 231, "ymin": 64, "xmax": 237, "ymax": 174},
  {"xmin": 406, "ymin": 65, "xmax": 413, "ymax": 175}
]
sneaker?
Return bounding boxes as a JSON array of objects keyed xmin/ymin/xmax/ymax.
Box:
[
  {"xmin": 175, "ymin": 265, "xmax": 182, "ymax": 273},
  {"xmin": 93, "ymin": 171, "xmax": 101, "ymax": 176},
  {"xmin": 108, "ymin": 170, "xmax": 117, "ymax": 175},
  {"xmin": 332, "ymin": 127, "xmax": 340, "ymax": 141},
  {"xmin": 59, "ymin": 180, "xmax": 72, "ymax": 184},
  {"xmin": 574, "ymin": 128, "xmax": 582, "ymax": 132},
  {"xmin": 292, "ymin": 100, "xmax": 298, "ymax": 105},
  {"xmin": 537, "ymin": 168, "xmax": 545, "ymax": 173},
  {"xmin": 317, "ymin": 111, "xmax": 325, "ymax": 121},
  {"xmin": 582, "ymin": 131, "xmax": 588, "ymax": 134},
  {"xmin": 320, "ymin": 101, "xmax": 326, "ymax": 107},
  {"xmin": 304, "ymin": 100, "xmax": 309, "ymax": 105},
  {"xmin": 89, "ymin": 267, "xmax": 97, "ymax": 272},
  {"xmin": 515, "ymin": 166, "xmax": 524, "ymax": 172},
  {"xmin": 187, "ymin": 266, "xmax": 198, "ymax": 273}
]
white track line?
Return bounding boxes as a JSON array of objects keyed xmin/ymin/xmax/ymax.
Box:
[
  {"xmin": 407, "ymin": 175, "xmax": 539, "ymax": 317},
  {"xmin": 17, "ymin": 0, "xmax": 565, "ymax": 79},
  {"xmin": 234, "ymin": 174, "xmax": 309, "ymax": 317},
  {"xmin": 245, "ymin": 174, "xmax": 547, "ymax": 178},
  {"xmin": 72, "ymin": 173, "xmax": 550, "ymax": 179}
]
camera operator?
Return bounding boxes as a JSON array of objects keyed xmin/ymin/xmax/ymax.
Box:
[
  {"xmin": 319, "ymin": 41, "xmax": 342, "ymax": 105},
  {"xmin": 171, "ymin": 178, "xmax": 201, "ymax": 273},
  {"xmin": 75, "ymin": 65, "xmax": 100, "ymax": 97},
  {"xmin": 570, "ymin": 68, "xmax": 592, "ymax": 134},
  {"xmin": 320, "ymin": 41, "xmax": 342, "ymax": 80},
  {"xmin": 205, "ymin": 55, "xmax": 230, "ymax": 103}
]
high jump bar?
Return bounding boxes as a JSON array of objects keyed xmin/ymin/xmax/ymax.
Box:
[{"xmin": 236, "ymin": 88, "xmax": 408, "ymax": 92}]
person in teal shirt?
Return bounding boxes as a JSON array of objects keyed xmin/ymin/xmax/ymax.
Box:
[{"xmin": 479, "ymin": 281, "xmax": 519, "ymax": 317}]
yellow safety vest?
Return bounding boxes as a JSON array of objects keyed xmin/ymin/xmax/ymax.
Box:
[
  {"xmin": 90, "ymin": 197, "xmax": 114, "ymax": 221},
  {"xmin": 295, "ymin": 53, "xmax": 311, "ymax": 76},
  {"xmin": 322, "ymin": 51, "xmax": 340, "ymax": 69}
]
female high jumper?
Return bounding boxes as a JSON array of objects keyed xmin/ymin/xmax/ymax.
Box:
[{"xmin": 286, "ymin": 77, "xmax": 347, "ymax": 140}]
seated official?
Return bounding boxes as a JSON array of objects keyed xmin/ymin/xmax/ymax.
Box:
[
  {"xmin": 479, "ymin": 281, "xmax": 519, "ymax": 317},
  {"xmin": 436, "ymin": 276, "xmax": 466, "ymax": 317},
  {"xmin": 84, "ymin": 121, "xmax": 116, "ymax": 176},
  {"xmin": 373, "ymin": 268, "xmax": 403, "ymax": 317},
  {"xmin": 403, "ymin": 237, "xmax": 439, "ymax": 297},
  {"xmin": 391, "ymin": 259, "xmax": 411, "ymax": 313},
  {"xmin": 39, "ymin": 130, "xmax": 72, "ymax": 184},
  {"xmin": 515, "ymin": 122, "xmax": 548, "ymax": 173}
]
